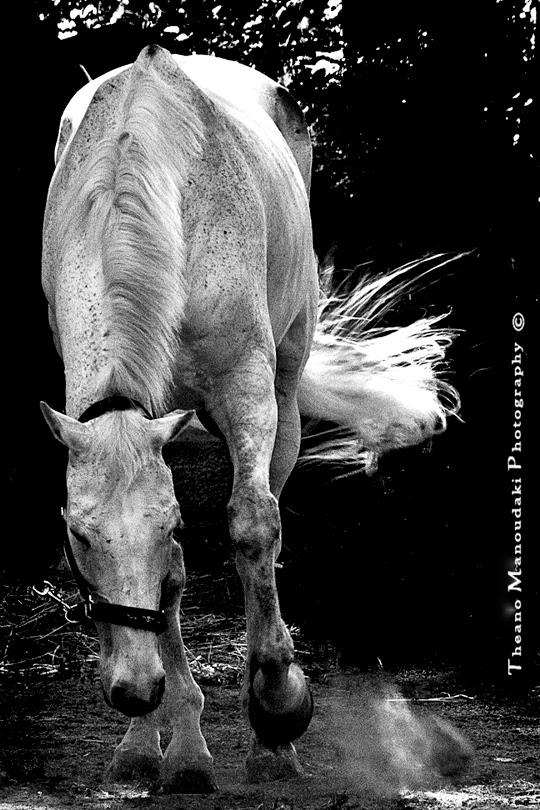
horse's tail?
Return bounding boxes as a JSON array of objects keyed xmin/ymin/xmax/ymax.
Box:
[{"xmin": 297, "ymin": 254, "xmax": 462, "ymax": 473}]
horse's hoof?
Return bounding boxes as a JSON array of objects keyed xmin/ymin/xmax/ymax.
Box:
[
  {"xmin": 161, "ymin": 755, "xmax": 217, "ymax": 793},
  {"xmin": 246, "ymin": 740, "xmax": 303, "ymax": 783},
  {"xmin": 248, "ymin": 663, "xmax": 314, "ymax": 746},
  {"xmin": 107, "ymin": 747, "xmax": 162, "ymax": 784}
]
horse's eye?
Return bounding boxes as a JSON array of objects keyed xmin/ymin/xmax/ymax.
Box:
[{"xmin": 69, "ymin": 527, "xmax": 91, "ymax": 548}]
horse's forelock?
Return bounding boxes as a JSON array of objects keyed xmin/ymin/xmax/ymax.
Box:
[{"xmin": 89, "ymin": 411, "xmax": 152, "ymax": 486}]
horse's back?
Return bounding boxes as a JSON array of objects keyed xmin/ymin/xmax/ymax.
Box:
[
  {"xmin": 170, "ymin": 54, "xmax": 312, "ymax": 195},
  {"xmin": 44, "ymin": 46, "xmax": 317, "ymax": 415},
  {"xmin": 47, "ymin": 45, "xmax": 316, "ymax": 323},
  {"xmin": 52, "ymin": 47, "xmax": 311, "ymax": 199}
]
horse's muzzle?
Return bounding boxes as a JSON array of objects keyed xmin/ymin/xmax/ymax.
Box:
[{"xmin": 106, "ymin": 673, "xmax": 166, "ymax": 716}]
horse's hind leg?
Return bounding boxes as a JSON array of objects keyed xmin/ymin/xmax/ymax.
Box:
[{"xmin": 207, "ymin": 351, "xmax": 312, "ymax": 781}]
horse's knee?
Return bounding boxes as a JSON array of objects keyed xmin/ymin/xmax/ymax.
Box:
[{"xmin": 227, "ymin": 489, "xmax": 280, "ymax": 562}]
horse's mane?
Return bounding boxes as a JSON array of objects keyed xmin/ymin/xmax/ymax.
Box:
[{"xmin": 57, "ymin": 58, "xmax": 206, "ymax": 415}]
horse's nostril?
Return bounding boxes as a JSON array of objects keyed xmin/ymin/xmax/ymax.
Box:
[{"xmin": 109, "ymin": 675, "xmax": 165, "ymax": 717}]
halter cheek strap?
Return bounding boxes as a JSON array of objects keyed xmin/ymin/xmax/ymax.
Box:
[{"xmin": 62, "ymin": 530, "xmax": 167, "ymax": 635}]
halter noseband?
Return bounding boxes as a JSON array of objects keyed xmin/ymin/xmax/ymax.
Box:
[{"xmin": 62, "ymin": 396, "xmax": 167, "ymax": 635}]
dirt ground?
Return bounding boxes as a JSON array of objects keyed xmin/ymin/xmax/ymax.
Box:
[
  {"xmin": 0, "ymin": 664, "xmax": 538, "ymax": 810},
  {"xmin": 1, "ymin": 434, "xmax": 538, "ymax": 808}
]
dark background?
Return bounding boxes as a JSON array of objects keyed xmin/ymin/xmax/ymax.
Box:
[{"xmin": 4, "ymin": 2, "xmax": 537, "ymax": 683}]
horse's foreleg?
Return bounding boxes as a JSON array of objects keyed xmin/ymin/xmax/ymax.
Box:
[
  {"xmin": 107, "ymin": 712, "xmax": 162, "ymax": 785},
  {"xmin": 208, "ymin": 357, "xmax": 312, "ymax": 782},
  {"xmin": 159, "ymin": 542, "xmax": 217, "ymax": 793},
  {"xmin": 107, "ymin": 542, "xmax": 216, "ymax": 793}
]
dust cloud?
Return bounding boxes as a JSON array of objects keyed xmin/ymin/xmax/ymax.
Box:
[{"xmin": 322, "ymin": 673, "xmax": 473, "ymax": 796}]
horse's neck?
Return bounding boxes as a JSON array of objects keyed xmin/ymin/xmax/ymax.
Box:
[{"xmin": 55, "ymin": 252, "xmax": 109, "ymax": 418}]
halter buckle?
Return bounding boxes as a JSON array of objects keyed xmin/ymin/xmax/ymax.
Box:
[{"xmin": 32, "ymin": 581, "xmax": 91, "ymax": 625}]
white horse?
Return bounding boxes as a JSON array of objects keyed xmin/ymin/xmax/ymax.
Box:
[{"xmin": 41, "ymin": 45, "xmax": 458, "ymax": 792}]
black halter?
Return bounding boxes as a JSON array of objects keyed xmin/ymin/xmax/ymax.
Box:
[
  {"xmin": 78, "ymin": 395, "xmax": 153, "ymax": 422},
  {"xmin": 61, "ymin": 396, "xmax": 167, "ymax": 635},
  {"xmin": 62, "ymin": 534, "xmax": 167, "ymax": 634}
]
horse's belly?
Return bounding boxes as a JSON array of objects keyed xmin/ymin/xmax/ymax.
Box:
[{"xmin": 169, "ymin": 350, "xmax": 208, "ymax": 410}]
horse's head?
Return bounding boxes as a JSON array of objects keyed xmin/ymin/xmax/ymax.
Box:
[{"xmin": 41, "ymin": 402, "xmax": 192, "ymax": 716}]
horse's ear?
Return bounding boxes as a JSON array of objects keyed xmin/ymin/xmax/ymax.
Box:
[
  {"xmin": 150, "ymin": 410, "xmax": 193, "ymax": 449},
  {"xmin": 40, "ymin": 402, "xmax": 88, "ymax": 453},
  {"xmin": 54, "ymin": 117, "xmax": 73, "ymax": 165}
]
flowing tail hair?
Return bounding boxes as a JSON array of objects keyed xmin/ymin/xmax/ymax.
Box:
[{"xmin": 297, "ymin": 253, "xmax": 463, "ymax": 473}]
